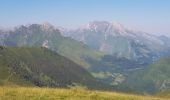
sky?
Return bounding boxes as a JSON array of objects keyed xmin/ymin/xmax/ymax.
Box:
[{"xmin": 0, "ymin": 0, "xmax": 170, "ymax": 36}]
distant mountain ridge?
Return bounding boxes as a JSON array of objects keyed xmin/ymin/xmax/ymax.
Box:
[
  {"xmin": 1, "ymin": 21, "xmax": 169, "ymax": 65},
  {"xmin": 63, "ymin": 21, "xmax": 170, "ymax": 64}
]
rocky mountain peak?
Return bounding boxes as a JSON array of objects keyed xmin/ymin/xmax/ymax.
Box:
[
  {"xmin": 78, "ymin": 21, "xmax": 129, "ymax": 36},
  {"xmin": 41, "ymin": 22, "xmax": 55, "ymax": 32}
]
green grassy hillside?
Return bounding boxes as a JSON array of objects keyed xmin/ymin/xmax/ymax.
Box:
[
  {"xmin": 0, "ymin": 46, "xmax": 105, "ymax": 89},
  {"xmin": 0, "ymin": 86, "xmax": 168, "ymax": 100},
  {"xmin": 121, "ymin": 57, "xmax": 170, "ymax": 94}
]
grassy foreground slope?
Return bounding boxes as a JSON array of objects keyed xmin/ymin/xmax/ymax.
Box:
[{"xmin": 0, "ymin": 87, "xmax": 168, "ymax": 100}]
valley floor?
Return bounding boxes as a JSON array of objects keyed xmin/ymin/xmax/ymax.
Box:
[{"xmin": 0, "ymin": 86, "xmax": 169, "ymax": 100}]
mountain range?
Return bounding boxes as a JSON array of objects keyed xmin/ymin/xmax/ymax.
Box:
[
  {"xmin": 0, "ymin": 21, "xmax": 170, "ymax": 94},
  {"xmin": 63, "ymin": 21, "xmax": 170, "ymax": 64}
]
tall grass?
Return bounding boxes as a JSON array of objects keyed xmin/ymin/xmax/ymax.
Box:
[{"xmin": 0, "ymin": 86, "xmax": 168, "ymax": 100}]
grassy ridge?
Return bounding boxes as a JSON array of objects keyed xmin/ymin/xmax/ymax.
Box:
[
  {"xmin": 0, "ymin": 46, "xmax": 106, "ymax": 89},
  {"xmin": 0, "ymin": 86, "xmax": 168, "ymax": 100}
]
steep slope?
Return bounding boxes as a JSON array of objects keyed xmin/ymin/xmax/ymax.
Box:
[
  {"xmin": 1, "ymin": 23, "xmax": 103, "ymax": 69},
  {"xmin": 121, "ymin": 56, "xmax": 170, "ymax": 94},
  {"xmin": 0, "ymin": 24, "xmax": 146, "ymax": 87},
  {"xmin": 0, "ymin": 46, "xmax": 105, "ymax": 89},
  {"xmin": 64, "ymin": 21, "xmax": 170, "ymax": 64}
]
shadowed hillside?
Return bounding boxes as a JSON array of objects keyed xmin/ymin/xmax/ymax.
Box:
[{"xmin": 0, "ymin": 46, "xmax": 108, "ymax": 89}]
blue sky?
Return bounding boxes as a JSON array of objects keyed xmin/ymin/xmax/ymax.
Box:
[{"xmin": 0, "ymin": 0, "xmax": 170, "ymax": 35}]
